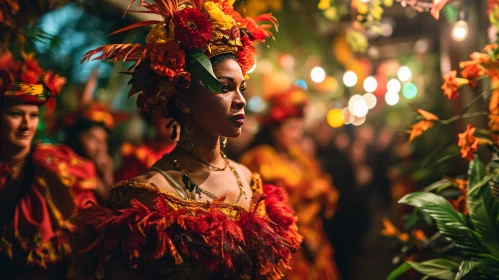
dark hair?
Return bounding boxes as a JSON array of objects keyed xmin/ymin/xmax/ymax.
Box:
[{"xmin": 63, "ymin": 117, "xmax": 109, "ymax": 157}]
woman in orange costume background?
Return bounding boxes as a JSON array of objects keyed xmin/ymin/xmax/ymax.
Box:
[
  {"xmin": 69, "ymin": 1, "xmax": 301, "ymax": 279},
  {"xmin": 240, "ymin": 87, "xmax": 341, "ymax": 280},
  {"xmin": 115, "ymin": 111, "xmax": 180, "ymax": 181},
  {"xmin": 0, "ymin": 51, "xmax": 97, "ymax": 279}
]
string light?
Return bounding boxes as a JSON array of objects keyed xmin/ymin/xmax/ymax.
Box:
[
  {"xmin": 311, "ymin": 66, "xmax": 326, "ymax": 83},
  {"xmin": 352, "ymin": 115, "xmax": 367, "ymax": 126},
  {"xmin": 342, "ymin": 107, "xmax": 354, "ymax": 125},
  {"xmin": 397, "ymin": 66, "xmax": 412, "ymax": 82},
  {"xmin": 452, "ymin": 11, "xmax": 469, "ymax": 42},
  {"xmin": 452, "ymin": 21, "xmax": 469, "ymax": 42},
  {"xmin": 363, "ymin": 76, "xmax": 378, "ymax": 93},
  {"xmin": 343, "ymin": 71, "xmax": 358, "ymax": 87}
]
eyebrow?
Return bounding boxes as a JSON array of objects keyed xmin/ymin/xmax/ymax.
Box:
[{"xmin": 217, "ymin": 76, "xmax": 246, "ymax": 84}]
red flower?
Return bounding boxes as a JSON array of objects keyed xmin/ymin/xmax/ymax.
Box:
[
  {"xmin": 23, "ymin": 57, "xmax": 45, "ymax": 76},
  {"xmin": 20, "ymin": 70, "xmax": 40, "ymax": 84},
  {"xmin": 458, "ymin": 124, "xmax": 479, "ymax": 161},
  {"xmin": 237, "ymin": 36, "xmax": 256, "ymax": 75},
  {"xmin": 173, "ymin": 8, "xmax": 213, "ymax": 49},
  {"xmin": 43, "ymin": 71, "xmax": 66, "ymax": 95},
  {"xmin": 149, "ymin": 41, "xmax": 185, "ymax": 79},
  {"xmin": 0, "ymin": 51, "xmax": 14, "ymax": 71}
]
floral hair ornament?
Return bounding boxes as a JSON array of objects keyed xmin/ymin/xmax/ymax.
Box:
[
  {"xmin": 81, "ymin": 0, "xmax": 277, "ymax": 114},
  {"xmin": 0, "ymin": 50, "xmax": 66, "ymax": 114},
  {"xmin": 264, "ymin": 86, "xmax": 309, "ymax": 125}
]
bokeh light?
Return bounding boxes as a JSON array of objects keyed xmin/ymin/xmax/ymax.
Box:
[
  {"xmin": 343, "ymin": 71, "xmax": 358, "ymax": 87},
  {"xmin": 402, "ymin": 83, "xmax": 418, "ymax": 99},
  {"xmin": 385, "ymin": 91, "xmax": 400, "ymax": 106},
  {"xmin": 311, "ymin": 66, "xmax": 326, "ymax": 83},
  {"xmin": 387, "ymin": 78, "xmax": 401, "ymax": 93},
  {"xmin": 363, "ymin": 93, "xmax": 377, "ymax": 109},
  {"xmin": 397, "ymin": 66, "xmax": 412, "ymax": 82},
  {"xmin": 363, "ymin": 76, "xmax": 378, "ymax": 92},
  {"xmin": 326, "ymin": 108, "xmax": 345, "ymax": 128}
]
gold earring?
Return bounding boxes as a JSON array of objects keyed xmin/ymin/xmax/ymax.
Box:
[
  {"xmin": 183, "ymin": 106, "xmax": 190, "ymax": 113},
  {"xmin": 222, "ymin": 137, "xmax": 227, "ymax": 148}
]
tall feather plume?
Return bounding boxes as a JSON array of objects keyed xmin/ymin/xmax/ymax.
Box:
[{"xmin": 81, "ymin": 44, "xmax": 147, "ymax": 69}]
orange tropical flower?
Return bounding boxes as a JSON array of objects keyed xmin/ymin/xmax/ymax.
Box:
[
  {"xmin": 431, "ymin": 0, "xmax": 451, "ymax": 20},
  {"xmin": 399, "ymin": 233, "xmax": 409, "ymax": 242},
  {"xmin": 460, "ymin": 64, "xmax": 484, "ymax": 81},
  {"xmin": 441, "ymin": 70, "xmax": 470, "ymax": 100},
  {"xmin": 408, "ymin": 108, "xmax": 438, "ymax": 142},
  {"xmin": 413, "ymin": 229, "xmax": 427, "ymax": 242},
  {"xmin": 381, "ymin": 218, "xmax": 399, "ymax": 237},
  {"xmin": 458, "ymin": 124, "xmax": 479, "ymax": 161},
  {"xmin": 483, "ymin": 43, "xmax": 499, "ymax": 52}
]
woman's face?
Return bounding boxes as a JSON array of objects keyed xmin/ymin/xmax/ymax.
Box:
[
  {"xmin": 0, "ymin": 103, "xmax": 39, "ymax": 150},
  {"xmin": 272, "ymin": 117, "xmax": 305, "ymax": 150},
  {"xmin": 78, "ymin": 126, "xmax": 108, "ymax": 162},
  {"xmin": 182, "ymin": 58, "xmax": 247, "ymax": 138}
]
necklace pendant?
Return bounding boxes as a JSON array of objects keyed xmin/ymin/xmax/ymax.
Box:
[{"xmin": 195, "ymin": 186, "xmax": 202, "ymax": 198}]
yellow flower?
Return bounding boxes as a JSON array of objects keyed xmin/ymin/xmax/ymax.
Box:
[
  {"xmin": 204, "ymin": 1, "xmax": 235, "ymax": 30},
  {"xmin": 318, "ymin": 0, "xmax": 331, "ymax": 10},
  {"xmin": 146, "ymin": 21, "xmax": 174, "ymax": 44}
]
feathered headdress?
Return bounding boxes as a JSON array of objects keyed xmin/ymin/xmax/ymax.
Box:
[
  {"xmin": 0, "ymin": 50, "xmax": 66, "ymax": 114},
  {"xmin": 81, "ymin": 0, "xmax": 277, "ymax": 113}
]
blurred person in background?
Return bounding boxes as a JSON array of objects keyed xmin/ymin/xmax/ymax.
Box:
[
  {"xmin": 240, "ymin": 87, "xmax": 340, "ymax": 280},
  {"xmin": 0, "ymin": 51, "xmax": 97, "ymax": 278},
  {"xmin": 313, "ymin": 121, "xmax": 369, "ymax": 280},
  {"xmin": 61, "ymin": 102, "xmax": 116, "ymax": 204},
  {"xmin": 114, "ymin": 110, "xmax": 180, "ymax": 181}
]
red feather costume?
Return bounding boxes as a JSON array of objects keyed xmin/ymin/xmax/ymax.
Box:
[
  {"xmin": 69, "ymin": 174, "xmax": 301, "ymax": 279},
  {"xmin": 0, "ymin": 144, "xmax": 97, "ymax": 278}
]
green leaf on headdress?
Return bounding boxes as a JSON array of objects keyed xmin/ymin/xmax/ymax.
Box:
[{"xmin": 186, "ymin": 52, "xmax": 222, "ymax": 93}]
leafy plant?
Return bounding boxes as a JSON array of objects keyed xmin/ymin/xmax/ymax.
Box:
[{"xmin": 387, "ymin": 158, "xmax": 499, "ymax": 279}]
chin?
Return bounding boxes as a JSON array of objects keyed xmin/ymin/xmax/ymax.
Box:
[
  {"xmin": 223, "ymin": 127, "xmax": 242, "ymax": 138},
  {"xmin": 10, "ymin": 138, "xmax": 32, "ymax": 150}
]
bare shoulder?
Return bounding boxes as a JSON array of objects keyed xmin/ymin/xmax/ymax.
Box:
[
  {"xmin": 128, "ymin": 168, "xmax": 180, "ymax": 195},
  {"xmin": 230, "ymin": 160, "xmax": 253, "ymax": 184}
]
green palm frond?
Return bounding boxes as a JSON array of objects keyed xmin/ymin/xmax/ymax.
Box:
[
  {"xmin": 466, "ymin": 159, "xmax": 499, "ymax": 259},
  {"xmin": 399, "ymin": 192, "xmax": 485, "ymax": 254}
]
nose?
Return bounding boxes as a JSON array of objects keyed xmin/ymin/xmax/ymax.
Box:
[
  {"xmin": 232, "ymin": 90, "xmax": 246, "ymax": 111},
  {"xmin": 20, "ymin": 114, "xmax": 30, "ymax": 131}
]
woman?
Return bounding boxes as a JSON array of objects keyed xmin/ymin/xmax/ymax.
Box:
[
  {"xmin": 0, "ymin": 51, "xmax": 97, "ymax": 278},
  {"xmin": 240, "ymin": 87, "xmax": 340, "ymax": 280},
  {"xmin": 69, "ymin": 1, "xmax": 301, "ymax": 279},
  {"xmin": 115, "ymin": 111, "xmax": 179, "ymax": 182},
  {"xmin": 62, "ymin": 102, "xmax": 116, "ymax": 204}
]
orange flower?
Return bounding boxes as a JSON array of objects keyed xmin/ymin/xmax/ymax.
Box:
[
  {"xmin": 483, "ymin": 43, "xmax": 499, "ymax": 52},
  {"xmin": 458, "ymin": 124, "xmax": 479, "ymax": 161},
  {"xmin": 43, "ymin": 71, "xmax": 66, "ymax": 95},
  {"xmin": 441, "ymin": 70, "xmax": 470, "ymax": 100},
  {"xmin": 237, "ymin": 35, "xmax": 256, "ymax": 75},
  {"xmin": 460, "ymin": 64, "xmax": 484, "ymax": 82},
  {"xmin": 381, "ymin": 218, "xmax": 399, "ymax": 237},
  {"xmin": 431, "ymin": 0, "xmax": 451, "ymax": 20},
  {"xmin": 149, "ymin": 41, "xmax": 185, "ymax": 79},
  {"xmin": 407, "ymin": 108, "xmax": 438, "ymax": 142},
  {"xmin": 413, "ymin": 229, "xmax": 427, "ymax": 242},
  {"xmin": 399, "ymin": 233, "xmax": 409, "ymax": 242}
]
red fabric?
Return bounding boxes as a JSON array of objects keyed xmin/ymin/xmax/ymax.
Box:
[
  {"xmin": 70, "ymin": 183, "xmax": 301, "ymax": 279},
  {"xmin": 0, "ymin": 144, "xmax": 97, "ymax": 271}
]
